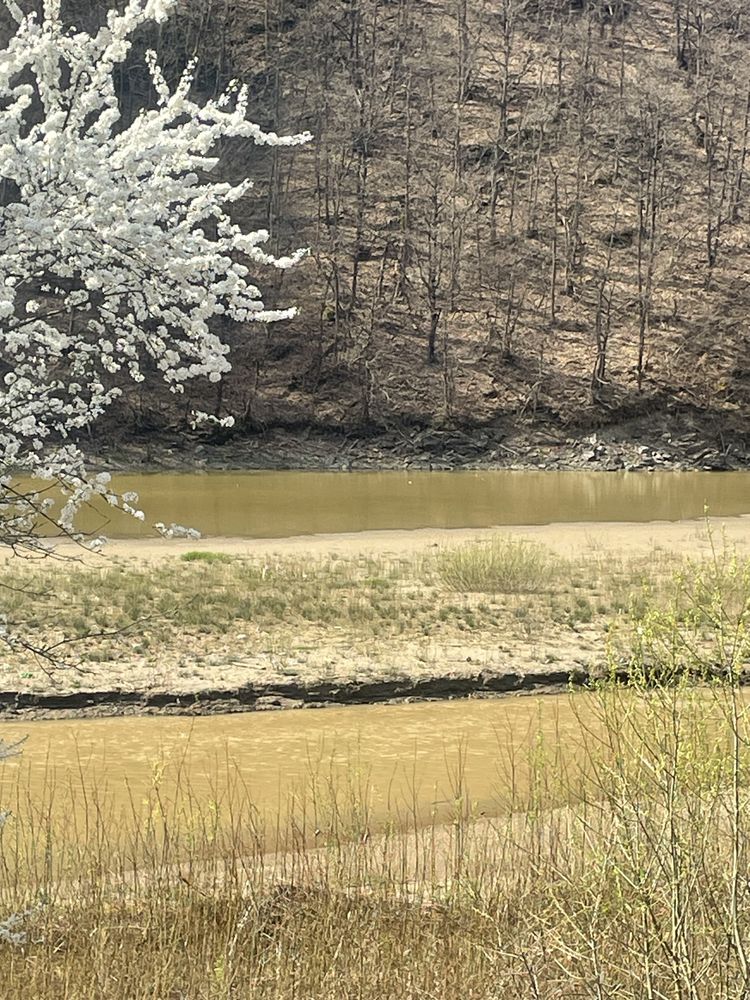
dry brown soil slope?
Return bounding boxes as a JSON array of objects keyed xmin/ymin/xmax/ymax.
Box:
[{"xmin": 9, "ymin": 0, "xmax": 750, "ymax": 453}]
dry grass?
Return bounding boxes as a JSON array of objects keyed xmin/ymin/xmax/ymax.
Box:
[
  {"xmin": 0, "ymin": 682, "xmax": 749, "ymax": 997},
  {"xmin": 0, "ymin": 540, "xmax": 680, "ymax": 691},
  {"xmin": 0, "ymin": 546, "xmax": 750, "ymax": 996},
  {"xmin": 437, "ymin": 536, "xmax": 556, "ymax": 593}
]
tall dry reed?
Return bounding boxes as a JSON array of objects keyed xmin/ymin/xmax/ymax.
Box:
[{"xmin": 0, "ymin": 540, "xmax": 749, "ymax": 997}]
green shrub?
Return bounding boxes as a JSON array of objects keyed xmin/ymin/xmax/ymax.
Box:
[{"xmin": 179, "ymin": 550, "xmax": 233, "ymax": 564}]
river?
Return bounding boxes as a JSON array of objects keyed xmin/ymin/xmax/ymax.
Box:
[
  {"xmin": 2, "ymin": 469, "xmax": 749, "ymax": 852},
  {"xmin": 65, "ymin": 469, "xmax": 750, "ymax": 537},
  {"xmin": 0, "ymin": 694, "xmax": 588, "ymax": 852}
]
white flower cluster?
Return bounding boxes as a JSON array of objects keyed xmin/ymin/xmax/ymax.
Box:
[
  {"xmin": 0, "ymin": 910, "xmax": 27, "ymax": 947},
  {"xmin": 189, "ymin": 411, "xmax": 236, "ymax": 430},
  {"xmin": 154, "ymin": 521, "xmax": 201, "ymax": 539},
  {"xmin": 0, "ymin": 0, "xmax": 310, "ymax": 545}
]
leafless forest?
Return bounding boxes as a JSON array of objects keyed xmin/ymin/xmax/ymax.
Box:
[{"xmin": 46, "ymin": 1, "xmax": 750, "ymax": 438}]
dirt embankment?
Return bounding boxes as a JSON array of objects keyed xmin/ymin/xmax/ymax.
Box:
[{"xmin": 88, "ymin": 408, "xmax": 750, "ymax": 475}]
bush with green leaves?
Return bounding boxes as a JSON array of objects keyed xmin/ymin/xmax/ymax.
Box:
[{"xmin": 620, "ymin": 535, "xmax": 750, "ymax": 686}]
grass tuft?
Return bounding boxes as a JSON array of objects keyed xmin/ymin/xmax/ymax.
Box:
[
  {"xmin": 180, "ymin": 550, "xmax": 234, "ymax": 564},
  {"xmin": 437, "ymin": 537, "xmax": 555, "ymax": 593}
]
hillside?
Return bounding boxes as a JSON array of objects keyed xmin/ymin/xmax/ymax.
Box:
[{"xmin": 20, "ymin": 1, "xmax": 750, "ymax": 460}]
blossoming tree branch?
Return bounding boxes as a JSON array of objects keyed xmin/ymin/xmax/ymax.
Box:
[{"xmin": 0, "ymin": 0, "xmax": 310, "ymax": 551}]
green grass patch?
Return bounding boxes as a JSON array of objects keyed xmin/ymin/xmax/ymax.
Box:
[
  {"xmin": 179, "ymin": 550, "xmax": 234, "ymax": 563},
  {"xmin": 0, "ymin": 540, "xmax": 696, "ymax": 663}
]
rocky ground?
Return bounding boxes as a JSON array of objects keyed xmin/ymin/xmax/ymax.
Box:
[{"xmin": 89, "ymin": 408, "xmax": 750, "ymax": 475}]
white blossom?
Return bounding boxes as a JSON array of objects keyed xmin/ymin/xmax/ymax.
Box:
[
  {"xmin": 154, "ymin": 522, "xmax": 201, "ymax": 540},
  {"xmin": 0, "ymin": 910, "xmax": 27, "ymax": 947},
  {"xmin": 189, "ymin": 411, "xmax": 236, "ymax": 430},
  {"xmin": 0, "ymin": 0, "xmax": 310, "ymax": 547}
]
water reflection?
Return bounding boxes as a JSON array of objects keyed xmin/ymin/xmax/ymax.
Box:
[{"xmin": 56, "ymin": 469, "xmax": 750, "ymax": 538}]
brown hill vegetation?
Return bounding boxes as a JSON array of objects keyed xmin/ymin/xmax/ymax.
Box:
[{"xmin": 18, "ymin": 1, "xmax": 750, "ymax": 450}]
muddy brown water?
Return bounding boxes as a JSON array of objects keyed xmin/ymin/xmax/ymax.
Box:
[
  {"xmin": 4, "ymin": 469, "xmax": 749, "ymax": 852},
  {"xmin": 58, "ymin": 469, "xmax": 750, "ymax": 537},
  {"xmin": 0, "ymin": 695, "xmax": 586, "ymax": 850}
]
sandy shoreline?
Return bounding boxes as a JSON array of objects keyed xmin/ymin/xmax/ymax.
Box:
[
  {"xmin": 1, "ymin": 515, "xmax": 747, "ymax": 721},
  {"xmin": 38, "ymin": 513, "xmax": 750, "ymax": 562}
]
